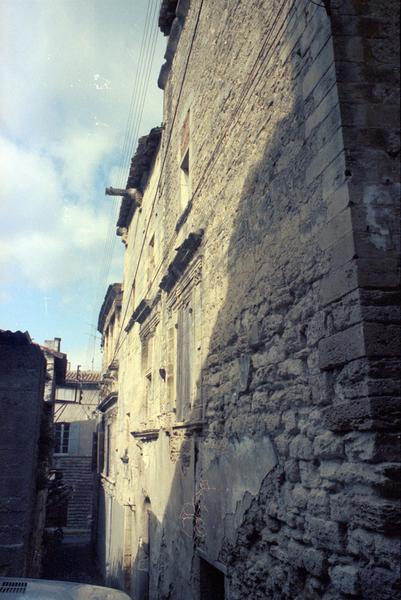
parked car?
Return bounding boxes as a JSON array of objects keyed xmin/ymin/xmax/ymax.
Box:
[{"xmin": 0, "ymin": 578, "xmax": 131, "ymax": 599}]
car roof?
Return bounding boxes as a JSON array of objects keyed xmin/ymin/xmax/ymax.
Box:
[{"xmin": 0, "ymin": 577, "xmax": 131, "ymax": 599}]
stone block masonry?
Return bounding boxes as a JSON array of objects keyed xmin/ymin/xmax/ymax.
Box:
[
  {"xmin": 0, "ymin": 332, "xmax": 46, "ymax": 576},
  {"xmin": 97, "ymin": 0, "xmax": 400, "ymax": 598},
  {"xmin": 56, "ymin": 457, "xmax": 94, "ymax": 532}
]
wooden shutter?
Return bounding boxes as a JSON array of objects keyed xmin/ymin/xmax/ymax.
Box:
[
  {"xmin": 167, "ymin": 325, "xmax": 175, "ymax": 411},
  {"xmin": 97, "ymin": 429, "xmax": 105, "ymax": 474},
  {"xmin": 68, "ymin": 422, "xmax": 79, "ymax": 455},
  {"xmin": 176, "ymin": 302, "xmax": 193, "ymax": 421},
  {"xmin": 176, "ymin": 309, "xmax": 185, "ymax": 421}
]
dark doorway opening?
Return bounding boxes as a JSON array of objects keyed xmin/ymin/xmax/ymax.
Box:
[{"xmin": 200, "ymin": 557, "xmax": 225, "ymax": 600}]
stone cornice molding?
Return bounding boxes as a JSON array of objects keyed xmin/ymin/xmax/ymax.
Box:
[
  {"xmin": 139, "ymin": 311, "xmax": 161, "ymax": 341},
  {"xmin": 166, "ymin": 256, "xmax": 202, "ymax": 313}
]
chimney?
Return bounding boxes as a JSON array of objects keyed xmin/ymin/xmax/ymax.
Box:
[{"xmin": 44, "ymin": 337, "xmax": 62, "ymax": 352}]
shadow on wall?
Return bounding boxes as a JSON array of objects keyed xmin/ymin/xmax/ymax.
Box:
[
  {"xmin": 104, "ymin": 1, "xmax": 399, "ymax": 598},
  {"xmin": 97, "ymin": 486, "xmax": 163, "ymax": 599},
  {"xmin": 134, "ymin": 2, "xmax": 343, "ymax": 598}
]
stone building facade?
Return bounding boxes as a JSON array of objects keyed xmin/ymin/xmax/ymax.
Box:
[
  {"xmin": 53, "ymin": 369, "xmax": 100, "ymax": 536},
  {"xmin": 97, "ymin": 0, "xmax": 400, "ymax": 598},
  {"xmin": 96, "ymin": 283, "xmax": 124, "ymax": 586},
  {"xmin": 0, "ymin": 331, "xmax": 66, "ymax": 577}
]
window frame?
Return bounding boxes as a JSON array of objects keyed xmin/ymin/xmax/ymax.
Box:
[
  {"xmin": 166, "ymin": 256, "xmax": 202, "ymax": 424},
  {"xmin": 54, "ymin": 422, "xmax": 70, "ymax": 455}
]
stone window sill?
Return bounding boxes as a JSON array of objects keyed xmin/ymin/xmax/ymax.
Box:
[
  {"xmin": 130, "ymin": 428, "xmax": 159, "ymax": 441},
  {"xmin": 172, "ymin": 420, "xmax": 204, "ymax": 432}
]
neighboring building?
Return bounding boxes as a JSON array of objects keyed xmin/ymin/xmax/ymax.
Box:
[
  {"xmin": 97, "ymin": 1, "xmax": 400, "ymax": 598},
  {"xmin": 42, "ymin": 338, "xmax": 65, "ymax": 403},
  {"xmin": 0, "ymin": 331, "xmax": 65, "ymax": 577},
  {"xmin": 53, "ymin": 369, "xmax": 100, "ymax": 536},
  {"xmin": 95, "ymin": 283, "xmax": 124, "ymax": 587},
  {"xmin": 35, "ymin": 338, "xmax": 67, "ymax": 573}
]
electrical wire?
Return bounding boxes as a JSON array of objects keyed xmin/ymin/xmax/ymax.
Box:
[
  {"xmin": 117, "ymin": 3, "xmax": 156, "ymax": 189},
  {"xmin": 308, "ymin": 0, "xmax": 327, "ymax": 8},
  {"xmin": 85, "ymin": 0, "xmax": 161, "ymax": 370},
  {"xmin": 116, "ymin": 0, "xmax": 154, "ymax": 189},
  {"xmin": 108, "ymin": 0, "xmax": 206, "ymax": 363},
  {"xmin": 105, "ymin": 0, "xmax": 300, "ymax": 365},
  {"xmin": 86, "ymin": 0, "xmax": 159, "ymax": 367},
  {"xmin": 93, "ymin": 0, "xmax": 160, "ymax": 328},
  {"xmin": 116, "ymin": 0, "xmax": 295, "ymax": 311}
]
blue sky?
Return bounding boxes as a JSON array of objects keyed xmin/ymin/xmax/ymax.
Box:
[{"xmin": 0, "ymin": 0, "xmax": 166, "ymax": 369}]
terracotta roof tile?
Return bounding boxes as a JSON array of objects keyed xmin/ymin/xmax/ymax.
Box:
[{"xmin": 66, "ymin": 370, "xmax": 101, "ymax": 384}]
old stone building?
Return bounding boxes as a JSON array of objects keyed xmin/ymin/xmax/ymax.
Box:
[
  {"xmin": 95, "ymin": 283, "xmax": 124, "ymax": 585},
  {"xmin": 97, "ymin": 0, "xmax": 400, "ymax": 598},
  {"xmin": 53, "ymin": 369, "xmax": 100, "ymax": 537},
  {"xmin": 0, "ymin": 331, "xmax": 66, "ymax": 577}
]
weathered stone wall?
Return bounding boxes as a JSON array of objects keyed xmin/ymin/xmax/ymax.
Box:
[
  {"xmin": 104, "ymin": 0, "xmax": 400, "ymax": 598},
  {"xmin": 96, "ymin": 479, "xmax": 126, "ymax": 589},
  {"xmin": 0, "ymin": 334, "xmax": 46, "ymax": 576}
]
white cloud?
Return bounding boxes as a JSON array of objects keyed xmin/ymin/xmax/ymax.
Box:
[
  {"xmin": 0, "ymin": 0, "xmax": 165, "ymax": 364},
  {"xmin": 0, "ymin": 133, "xmax": 117, "ymax": 290},
  {"xmin": 50, "ymin": 128, "xmax": 118, "ymax": 198}
]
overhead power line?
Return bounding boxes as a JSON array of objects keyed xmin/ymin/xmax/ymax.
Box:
[
  {"xmin": 109, "ymin": 0, "xmax": 297, "ymax": 361},
  {"xmin": 109, "ymin": 0, "xmax": 206, "ymax": 363},
  {"xmin": 85, "ymin": 0, "xmax": 162, "ymax": 370}
]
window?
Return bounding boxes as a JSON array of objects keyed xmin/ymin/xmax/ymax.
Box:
[
  {"xmin": 166, "ymin": 325, "xmax": 176, "ymax": 411},
  {"xmin": 180, "ymin": 111, "xmax": 191, "ymax": 210},
  {"xmin": 147, "ymin": 236, "xmax": 155, "ymax": 287},
  {"xmin": 180, "ymin": 149, "xmax": 190, "ymax": 209},
  {"xmin": 142, "ymin": 334, "xmax": 154, "ymax": 422},
  {"xmin": 176, "ymin": 300, "xmax": 194, "ymax": 421},
  {"xmin": 55, "ymin": 387, "xmax": 75, "ymax": 402},
  {"xmin": 130, "ymin": 280, "xmax": 136, "ymax": 315},
  {"xmin": 105, "ymin": 423, "xmax": 112, "ymax": 478},
  {"xmin": 101, "ymin": 413, "xmax": 116, "ymax": 480},
  {"xmin": 55, "ymin": 422, "xmax": 70, "ymax": 454},
  {"xmin": 166, "ymin": 258, "xmax": 202, "ymax": 423}
]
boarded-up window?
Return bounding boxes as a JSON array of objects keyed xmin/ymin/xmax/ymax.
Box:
[
  {"xmin": 166, "ymin": 325, "xmax": 176, "ymax": 411},
  {"xmin": 142, "ymin": 334, "xmax": 154, "ymax": 422},
  {"xmin": 167, "ymin": 258, "xmax": 202, "ymax": 422},
  {"xmin": 176, "ymin": 301, "xmax": 194, "ymax": 421}
]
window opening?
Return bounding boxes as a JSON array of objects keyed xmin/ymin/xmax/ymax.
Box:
[
  {"xmin": 55, "ymin": 422, "xmax": 70, "ymax": 454},
  {"xmin": 130, "ymin": 280, "xmax": 136, "ymax": 317},
  {"xmin": 147, "ymin": 236, "xmax": 155, "ymax": 287},
  {"xmin": 142, "ymin": 335, "xmax": 154, "ymax": 423},
  {"xmin": 176, "ymin": 302, "xmax": 193, "ymax": 421},
  {"xmin": 180, "ymin": 110, "xmax": 191, "ymax": 210},
  {"xmin": 105, "ymin": 423, "xmax": 112, "ymax": 478},
  {"xmin": 180, "ymin": 150, "xmax": 190, "ymax": 210}
]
